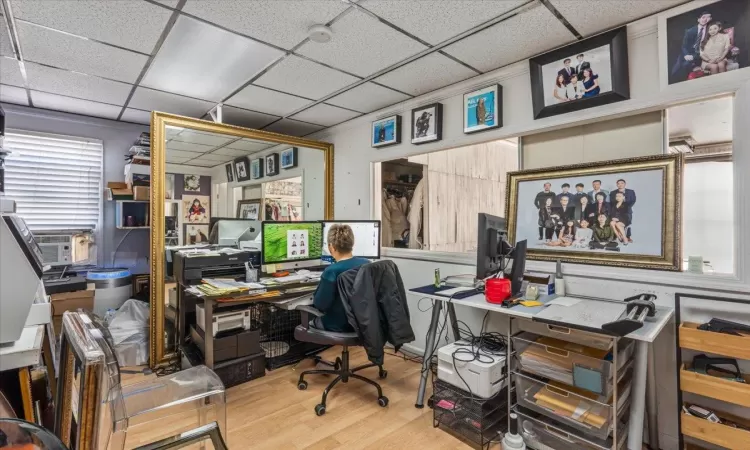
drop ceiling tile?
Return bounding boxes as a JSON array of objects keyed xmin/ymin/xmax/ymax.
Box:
[
  {"xmin": 361, "ymin": 0, "xmax": 527, "ymax": 45},
  {"xmin": 24, "ymin": 62, "xmax": 131, "ymax": 105},
  {"xmin": 263, "ymin": 118, "xmax": 324, "ymax": 137},
  {"xmin": 254, "ymin": 55, "xmax": 358, "ymax": 100},
  {"xmin": 11, "ymin": 0, "xmax": 172, "ymax": 53},
  {"xmin": 166, "ymin": 140, "xmax": 214, "ymax": 153},
  {"xmin": 120, "ymin": 108, "xmax": 151, "ymax": 125},
  {"xmin": 327, "ymin": 82, "xmax": 410, "ymax": 113},
  {"xmin": 172, "ymin": 129, "xmax": 233, "ymax": 147},
  {"xmin": 226, "ymin": 138, "xmax": 274, "ymax": 152},
  {"xmin": 290, "ymin": 103, "xmax": 360, "ymax": 127},
  {"xmin": 214, "ymin": 146, "xmax": 267, "ymax": 157},
  {"xmin": 194, "ymin": 153, "xmax": 234, "ymax": 162},
  {"xmin": 296, "ymin": 9, "xmax": 427, "ymax": 77},
  {"xmin": 548, "ymin": 0, "xmax": 685, "ymax": 37},
  {"xmin": 375, "ymin": 52, "xmax": 476, "ymax": 96},
  {"xmin": 443, "ymin": 4, "xmax": 576, "ymax": 73},
  {"xmin": 1, "ymin": 57, "xmax": 25, "ymax": 87},
  {"xmin": 187, "ymin": 158, "xmax": 224, "ymax": 167},
  {"xmin": 0, "ymin": 84, "xmax": 29, "ymax": 105},
  {"xmin": 16, "ymin": 21, "xmax": 148, "ymax": 83},
  {"xmin": 225, "ymin": 84, "xmax": 312, "ymax": 116},
  {"xmin": 30, "ymin": 91, "xmax": 121, "ymax": 119},
  {"xmin": 221, "ymin": 106, "xmax": 279, "ymax": 129},
  {"xmin": 166, "ymin": 156, "xmax": 191, "ymax": 163},
  {"xmin": 1, "ymin": 17, "xmax": 15, "ymax": 57},
  {"xmin": 129, "ymin": 87, "xmax": 214, "ymax": 118},
  {"xmin": 142, "ymin": 16, "xmax": 284, "ymax": 101},
  {"xmin": 182, "ymin": 0, "xmax": 348, "ymax": 50},
  {"xmin": 154, "ymin": 0, "xmax": 179, "ymax": 8},
  {"xmin": 166, "ymin": 149, "xmax": 208, "ymax": 159}
]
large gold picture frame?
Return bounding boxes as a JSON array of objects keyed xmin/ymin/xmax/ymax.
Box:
[
  {"xmin": 149, "ymin": 112, "xmax": 334, "ymax": 369},
  {"xmin": 506, "ymin": 154, "xmax": 683, "ymax": 271}
]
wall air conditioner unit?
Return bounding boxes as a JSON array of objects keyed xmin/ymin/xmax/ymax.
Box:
[{"xmin": 37, "ymin": 234, "xmax": 72, "ymax": 266}]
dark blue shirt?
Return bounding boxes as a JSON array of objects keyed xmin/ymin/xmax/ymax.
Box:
[{"xmin": 313, "ymin": 257, "xmax": 370, "ymax": 332}]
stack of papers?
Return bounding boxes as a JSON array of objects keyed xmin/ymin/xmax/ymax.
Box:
[{"xmin": 194, "ymin": 278, "xmax": 265, "ymax": 296}]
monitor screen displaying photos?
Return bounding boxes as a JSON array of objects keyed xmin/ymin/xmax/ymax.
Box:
[{"xmin": 261, "ymin": 222, "xmax": 323, "ymax": 264}]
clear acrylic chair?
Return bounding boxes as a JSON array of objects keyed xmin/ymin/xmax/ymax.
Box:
[{"xmin": 54, "ymin": 310, "xmax": 227, "ymax": 450}]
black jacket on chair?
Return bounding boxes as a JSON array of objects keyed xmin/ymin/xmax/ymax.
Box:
[{"xmin": 337, "ymin": 260, "xmax": 415, "ymax": 365}]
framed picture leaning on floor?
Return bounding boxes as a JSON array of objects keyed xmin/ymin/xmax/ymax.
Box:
[
  {"xmin": 505, "ymin": 154, "xmax": 683, "ymax": 271},
  {"xmin": 529, "ymin": 26, "xmax": 630, "ymax": 119}
]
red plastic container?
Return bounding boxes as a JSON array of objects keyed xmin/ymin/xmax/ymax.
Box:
[{"xmin": 485, "ymin": 278, "xmax": 511, "ymax": 304}]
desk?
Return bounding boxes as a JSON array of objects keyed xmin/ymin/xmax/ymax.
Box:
[{"xmin": 412, "ymin": 289, "xmax": 673, "ymax": 450}]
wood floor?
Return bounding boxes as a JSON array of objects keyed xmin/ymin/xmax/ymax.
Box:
[{"xmin": 122, "ymin": 347, "xmax": 488, "ymax": 450}]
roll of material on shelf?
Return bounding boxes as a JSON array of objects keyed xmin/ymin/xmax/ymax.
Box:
[{"xmin": 87, "ymin": 269, "xmax": 133, "ymax": 315}]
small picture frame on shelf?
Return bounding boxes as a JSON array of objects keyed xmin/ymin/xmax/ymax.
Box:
[
  {"xmin": 463, "ymin": 84, "xmax": 502, "ymax": 134},
  {"xmin": 265, "ymin": 153, "xmax": 280, "ymax": 177},
  {"xmin": 371, "ymin": 115, "xmax": 401, "ymax": 148},
  {"xmin": 251, "ymin": 158, "xmax": 263, "ymax": 180},
  {"xmin": 280, "ymin": 147, "xmax": 298, "ymax": 169},
  {"xmin": 411, "ymin": 103, "xmax": 442, "ymax": 145},
  {"xmin": 234, "ymin": 156, "xmax": 251, "ymax": 182}
]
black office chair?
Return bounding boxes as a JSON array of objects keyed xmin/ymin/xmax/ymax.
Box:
[{"xmin": 294, "ymin": 309, "xmax": 388, "ymax": 417}]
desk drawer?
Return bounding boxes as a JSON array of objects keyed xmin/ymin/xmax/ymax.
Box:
[
  {"xmin": 517, "ymin": 320, "xmax": 612, "ymax": 350},
  {"xmin": 516, "ymin": 407, "xmax": 628, "ymax": 450},
  {"xmin": 513, "ymin": 332, "xmax": 633, "ymax": 398}
]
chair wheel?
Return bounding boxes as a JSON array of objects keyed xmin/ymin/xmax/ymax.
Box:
[
  {"xmin": 378, "ymin": 396, "xmax": 389, "ymax": 407},
  {"xmin": 334, "ymin": 357, "xmax": 342, "ymax": 370},
  {"xmin": 315, "ymin": 404, "xmax": 326, "ymax": 416},
  {"xmin": 427, "ymin": 397, "xmax": 434, "ymax": 409},
  {"xmin": 379, "ymin": 370, "xmax": 388, "ymax": 379},
  {"xmin": 297, "ymin": 381, "xmax": 308, "ymax": 390}
]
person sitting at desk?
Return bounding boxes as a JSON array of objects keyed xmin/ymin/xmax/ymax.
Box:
[{"xmin": 311, "ymin": 224, "xmax": 369, "ymax": 332}]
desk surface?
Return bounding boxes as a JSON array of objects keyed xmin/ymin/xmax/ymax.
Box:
[
  {"xmin": 411, "ymin": 288, "xmax": 673, "ymax": 343},
  {"xmin": 0, "ymin": 325, "xmax": 45, "ymax": 371}
]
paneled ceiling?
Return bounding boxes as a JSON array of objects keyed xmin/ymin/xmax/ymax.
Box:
[{"xmin": 0, "ymin": 0, "xmax": 687, "ymax": 138}]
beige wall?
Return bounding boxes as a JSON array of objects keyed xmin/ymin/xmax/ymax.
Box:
[{"xmin": 522, "ymin": 111, "xmax": 664, "ymax": 168}]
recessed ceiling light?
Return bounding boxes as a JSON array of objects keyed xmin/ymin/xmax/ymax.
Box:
[{"xmin": 308, "ymin": 24, "xmax": 332, "ymax": 43}]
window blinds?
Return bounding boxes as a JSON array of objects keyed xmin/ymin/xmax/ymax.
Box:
[{"xmin": 3, "ymin": 130, "xmax": 103, "ymax": 232}]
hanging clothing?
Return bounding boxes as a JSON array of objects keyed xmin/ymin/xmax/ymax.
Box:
[
  {"xmin": 407, "ymin": 178, "xmax": 425, "ymax": 249},
  {"xmin": 385, "ymin": 194, "xmax": 409, "ymax": 245},
  {"xmin": 381, "ymin": 190, "xmax": 393, "ymax": 247}
]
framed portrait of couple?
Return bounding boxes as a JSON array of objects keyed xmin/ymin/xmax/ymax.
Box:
[
  {"xmin": 529, "ymin": 27, "xmax": 630, "ymax": 119},
  {"xmin": 659, "ymin": 0, "xmax": 749, "ymax": 87},
  {"xmin": 505, "ymin": 154, "xmax": 683, "ymax": 271}
]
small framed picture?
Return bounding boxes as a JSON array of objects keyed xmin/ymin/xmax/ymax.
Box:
[
  {"xmin": 225, "ymin": 163, "xmax": 234, "ymax": 182},
  {"xmin": 234, "ymin": 156, "xmax": 251, "ymax": 182},
  {"xmin": 280, "ymin": 147, "xmax": 298, "ymax": 169},
  {"xmin": 251, "ymin": 158, "xmax": 263, "ymax": 180},
  {"xmin": 236, "ymin": 200, "xmax": 261, "ymax": 219},
  {"xmin": 371, "ymin": 115, "xmax": 401, "ymax": 148},
  {"xmin": 411, "ymin": 103, "xmax": 442, "ymax": 145},
  {"xmin": 463, "ymin": 85, "xmax": 502, "ymax": 134},
  {"xmin": 266, "ymin": 153, "xmax": 279, "ymax": 176},
  {"xmin": 183, "ymin": 174, "xmax": 201, "ymax": 192}
]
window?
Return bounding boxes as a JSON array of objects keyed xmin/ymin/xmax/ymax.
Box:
[{"xmin": 3, "ymin": 130, "xmax": 103, "ymax": 232}]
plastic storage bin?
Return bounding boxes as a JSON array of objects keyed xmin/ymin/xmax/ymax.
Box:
[
  {"xmin": 513, "ymin": 332, "xmax": 634, "ymax": 397},
  {"xmin": 517, "ymin": 320, "xmax": 613, "ymax": 350},
  {"xmin": 515, "ymin": 372, "xmax": 632, "ymax": 440},
  {"xmin": 516, "ymin": 407, "xmax": 628, "ymax": 450}
]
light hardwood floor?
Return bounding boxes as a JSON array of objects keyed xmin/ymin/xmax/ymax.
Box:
[{"xmin": 122, "ymin": 347, "xmax": 488, "ymax": 450}]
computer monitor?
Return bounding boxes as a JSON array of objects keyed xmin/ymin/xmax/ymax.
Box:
[
  {"xmin": 210, "ymin": 218, "xmax": 261, "ymax": 247},
  {"xmin": 261, "ymin": 221, "xmax": 324, "ymax": 270},
  {"xmin": 321, "ymin": 220, "xmax": 381, "ymax": 264},
  {"xmin": 476, "ymin": 213, "xmax": 511, "ymax": 280}
]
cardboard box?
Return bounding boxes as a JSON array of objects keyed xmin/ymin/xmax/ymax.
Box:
[
  {"xmin": 522, "ymin": 273, "xmax": 555, "ymax": 297},
  {"xmin": 133, "ymin": 186, "xmax": 150, "ymax": 201},
  {"xmin": 50, "ymin": 289, "xmax": 95, "ymax": 316}
]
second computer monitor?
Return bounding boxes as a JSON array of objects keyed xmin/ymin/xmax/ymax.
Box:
[
  {"xmin": 322, "ymin": 220, "xmax": 381, "ymax": 263},
  {"xmin": 261, "ymin": 221, "xmax": 324, "ymax": 270}
]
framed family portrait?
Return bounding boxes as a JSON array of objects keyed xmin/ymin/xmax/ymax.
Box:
[
  {"xmin": 371, "ymin": 115, "xmax": 401, "ymax": 148},
  {"xmin": 266, "ymin": 153, "xmax": 280, "ymax": 177},
  {"xmin": 236, "ymin": 199, "xmax": 261, "ymax": 220},
  {"xmin": 529, "ymin": 27, "xmax": 630, "ymax": 119},
  {"xmin": 411, "ymin": 103, "xmax": 442, "ymax": 144},
  {"xmin": 464, "ymin": 84, "xmax": 501, "ymax": 134},
  {"xmin": 225, "ymin": 163, "xmax": 234, "ymax": 182},
  {"xmin": 659, "ymin": 0, "xmax": 749, "ymax": 87},
  {"xmin": 251, "ymin": 158, "xmax": 263, "ymax": 180},
  {"xmin": 505, "ymin": 154, "xmax": 683, "ymax": 271},
  {"xmin": 234, "ymin": 156, "xmax": 251, "ymax": 182},
  {"xmin": 280, "ymin": 147, "xmax": 298, "ymax": 169}
]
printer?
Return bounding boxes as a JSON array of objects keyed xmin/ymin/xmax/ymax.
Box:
[
  {"xmin": 437, "ymin": 341, "xmax": 507, "ymax": 398},
  {"xmin": 173, "ymin": 248, "xmax": 261, "ymax": 286},
  {"xmin": 0, "ymin": 212, "xmax": 52, "ymax": 344}
]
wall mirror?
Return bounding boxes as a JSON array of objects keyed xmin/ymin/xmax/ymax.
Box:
[{"xmin": 149, "ymin": 112, "xmax": 333, "ymax": 368}]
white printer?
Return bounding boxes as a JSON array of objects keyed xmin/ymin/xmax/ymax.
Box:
[{"xmin": 437, "ymin": 341, "xmax": 506, "ymax": 398}]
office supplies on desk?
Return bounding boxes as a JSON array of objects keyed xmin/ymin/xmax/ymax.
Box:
[
  {"xmin": 554, "ymin": 260, "xmax": 566, "ymax": 296},
  {"xmin": 437, "ymin": 286, "xmax": 477, "ymax": 298},
  {"xmin": 485, "ymin": 278, "xmax": 511, "ymax": 304},
  {"xmin": 601, "ymin": 293, "xmax": 657, "ymax": 336}
]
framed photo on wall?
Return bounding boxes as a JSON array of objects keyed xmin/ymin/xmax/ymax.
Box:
[
  {"xmin": 251, "ymin": 158, "xmax": 263, "ymax": 180},
  {"xmin": 505, "ymin": 154, "xmax": 683, "ymax": 271},
  {"xmin": 280, "ymin": 147, "xmax": 298, "ymax": 169},
  {"xmin": 659, "ymin": 0, "xmax": 749, "ymax": 87},
  {"xmin": 266, "ymin": 153, "xmax": 279, "ymax": 176},
  {"xmin": 411, "ymin": 103, "xmax": 442, "ymax": 144},
  {"xmin": 371, "ymin": 115, "xmax": 401, "ymax": 148},
  {"xmin": 234, "ymin": 156, "xmax": 251, "ymax": 182},
  {"xmin": 236, "ymin": 200, "xmax": 261, "ymax": 219},
  {"xmin": 225, "ymin": 163, "xmax": 234, "ymax": 182},
  {"xmin": 529, "ymin": 27, "xmax": 630, "ymax": 120},
  {"xmin": 183, "ymin": 174, "xmax": 201, "ymax": 192},
  {"xmin": 463, "ymin": 84, "xmax": 501, "ymax": 134}
]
